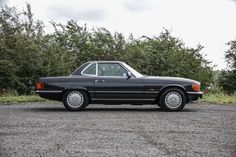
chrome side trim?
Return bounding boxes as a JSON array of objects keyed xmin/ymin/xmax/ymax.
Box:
[
  {"xmin": 36, "ymin": 90, "xmax": 63, "ymax": 93},
  {"xmin": 91, "ymin": 98, "xmax": 155, "ymax": 101},
  {"xmin": 95, "ymin": 76, "xmax": 127, "ymax": 78},
  {"xmin": 187, "ymin": 91, "xmax": 203, "ymax": 95},
  {"xmin": 144, "ymin": 91, "xmax": 159, "ymax": 94},
  {"xmin": 95, "ymin": 91, "xmax": 142, "ymax": 93},
  {"xmin": 91, "ymin": 91, "xmax": 159, "ymax": 94}
]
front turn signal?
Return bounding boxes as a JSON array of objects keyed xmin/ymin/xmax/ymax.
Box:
[
  {"xmin": 36, "ymin": 82, "xmax": 45, "ymax": 90},
  {"xmin": 192, "ymin": 84, "xmax": 200, "ymax": 92}
]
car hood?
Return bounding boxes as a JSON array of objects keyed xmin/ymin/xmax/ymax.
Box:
[{"xmin": 143, "ymin": 76, "xmax": 200, "ymax": 85}]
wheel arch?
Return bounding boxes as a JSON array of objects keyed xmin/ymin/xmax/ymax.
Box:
[
  {"xmin": 156, "ymin": 84, "xmax": 189, "ymax": 103},
  {"xmin": 62, "ymin": 87, "xmax": 91, "ymax": 102}
]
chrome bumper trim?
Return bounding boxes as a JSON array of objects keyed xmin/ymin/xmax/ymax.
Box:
[
  {"xmin": 187, "ymin": 91, "xmax": 203, "ymax": 95},
  {"xmin": 36, "ymin": 90, "xmax": 63, "ymax": 93}
]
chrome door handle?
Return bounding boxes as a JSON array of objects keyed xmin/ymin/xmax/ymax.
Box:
[{"xmin": 95, "ymin": 80, "xmax": 105, "ymax": 83}]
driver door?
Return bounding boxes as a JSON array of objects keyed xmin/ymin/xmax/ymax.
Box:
[{"xmin": 94, "ymin": 63, "xmax": 144, "ymax": 101}]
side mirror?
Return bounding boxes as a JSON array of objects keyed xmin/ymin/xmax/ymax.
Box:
[{"xmin": 126, "ymin": 72, "xmax": 132, "ymax": 79}]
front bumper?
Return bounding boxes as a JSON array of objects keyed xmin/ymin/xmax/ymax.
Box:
[{"xmin": 187, "ymin": 91, "xmax": 203, "ymax": 101}]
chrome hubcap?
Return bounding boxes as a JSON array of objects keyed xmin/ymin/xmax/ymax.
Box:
[
  {"xmin": 66, "ymin": 91, "xmax": 84, "ymax": 108},
  {"xmin": 165, "ymin": 91, "xmax": 182, "ymax": 108}
]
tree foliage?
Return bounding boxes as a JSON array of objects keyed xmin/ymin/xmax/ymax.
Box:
[
  {"xmin": 219, "ymin": 40, "xmax": 236, "ymax": 94},
  {"xmin": 0, "ymin": 4, "xmax": 214, "ymax": 94}
]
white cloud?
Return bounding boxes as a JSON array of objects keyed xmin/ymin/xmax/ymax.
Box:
[
  {"xmin": 123, "ymin": 0, "xmax": 153, "ymax": 12},
  {"xmin": 230, "ymin": 0, "xmax": 236, "ymax": 3},
  {"xmin": 48, "ymin": 5, "xmax": 106, "ymax": 21}
]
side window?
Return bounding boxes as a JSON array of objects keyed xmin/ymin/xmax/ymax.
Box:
[
  {"xmin": 98, "ymin": 63, "xmax": 127, "ymax": 76},
  {"xmin": 82, "ymin": 63, "xmax": 96, "ymax": 75}
]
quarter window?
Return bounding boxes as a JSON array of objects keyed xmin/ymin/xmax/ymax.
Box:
[
  {"xmin": 82, "ymin": 63, "xmax": 96, "ymax": 75},
  {"xmin": 98, "ymin": 63, "xmax": 127, "ymax": 76}
]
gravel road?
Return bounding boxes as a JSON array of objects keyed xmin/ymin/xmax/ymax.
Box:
[{"xmin": 0, "ymin": 103, "xmax": 235, "ymax": 157}]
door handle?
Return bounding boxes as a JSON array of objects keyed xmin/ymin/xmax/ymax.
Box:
[{"xmin": 95, "ymin": 80, "xmax": 105, "ymax": 83}]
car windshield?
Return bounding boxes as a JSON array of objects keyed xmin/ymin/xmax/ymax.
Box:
[{"xmin": 123, "ymin": 63, "xmax": 143, "ymax": 78}]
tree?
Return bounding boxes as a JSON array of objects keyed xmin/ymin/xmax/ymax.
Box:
[
  {"xmin": 225, "ymin": 40, "xmax": 236, "ymax": 70},
  {"xmin": 0, "ymin": 4, "xmax": 45, "ymax": 94},
  {"xmin": 219, "ymin": 40, "xmax": 236, "ymax": 95},
  {"xmin": 124, "ymin": 30, "xmax": 213, "ymax": 88}
]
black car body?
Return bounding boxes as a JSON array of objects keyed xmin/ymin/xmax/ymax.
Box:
[{"xmin": 36, "ymin": 61, "xmax": 203, "ymax": 111}]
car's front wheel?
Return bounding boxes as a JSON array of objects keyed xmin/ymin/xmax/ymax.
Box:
[
  {"xmin": 159, "ymin": 88, "xmax": 186, "ymax": 111},
  {"xmin": 62, "ymin": 90, "xmax": 89, "ymax": 111}
]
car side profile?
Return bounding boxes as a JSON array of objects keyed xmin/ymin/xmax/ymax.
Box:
[{"xmin": 35, "ymin": 61, "xmax": 203, "ymax": 111}]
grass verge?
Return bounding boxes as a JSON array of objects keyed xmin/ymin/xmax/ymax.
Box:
[
  {"xmin": 201, "ymin": 93, "xmax": 236, "ymax": 105},
  {"xmin": 0, "ymin": 95, "xmax": 47, "ymax": 104}
]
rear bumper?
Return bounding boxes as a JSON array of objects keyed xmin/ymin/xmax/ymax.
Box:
[
  {"xmin": 36, "ymin": 90, "xmax": 63, "ymax": 101},
  {"xmin": 187, "ymin": 91, "xmax": 203, "ymax": 101}
]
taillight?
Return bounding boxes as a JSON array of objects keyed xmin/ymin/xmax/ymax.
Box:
[
  {"xmin": 192, "ymin": 84, "xmax": 200, "ymax": 92},
  {"xmin": 36, "ymin": 82, "xmax": 45, "ymax": 90}
]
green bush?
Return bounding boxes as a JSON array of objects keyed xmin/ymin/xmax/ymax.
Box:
[
  {"xmin": 219, "ymin": 70, "xmax": 236, "ymax": 95},
  {"xmin": 218, "ymin": 40, "xmax": 236, "ymax": 95}
]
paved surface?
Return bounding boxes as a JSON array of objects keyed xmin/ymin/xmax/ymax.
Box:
[{"xmin": 0, "ymin": 103, "xmax": 235, "ymax": 157}]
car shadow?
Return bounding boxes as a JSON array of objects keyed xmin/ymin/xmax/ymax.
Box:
[
  {"xmin": 24, "ymin": 105, "xmax": 197, "ymax": 113},
  {"xmin": 83, "ymin": 107, "xmax": 196, "ymax": 112}
]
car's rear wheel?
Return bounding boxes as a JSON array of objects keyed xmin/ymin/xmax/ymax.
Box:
[
  {"xmin": 159, "ymin": 88, "xmax": 186, "ymax": 111},
  {"xmin": 62, "ymin": 90, "xmax": 89, "ymax": 111}
]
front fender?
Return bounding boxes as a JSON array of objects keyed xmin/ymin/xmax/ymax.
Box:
[{"xmin": 159, "ymin": 84, "xmax": 187, "ymax": 92}]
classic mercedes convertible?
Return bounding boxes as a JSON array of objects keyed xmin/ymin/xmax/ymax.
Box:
[{"xmin": 36, "ymin": 61, "xmax": 203, "ymax": 111}]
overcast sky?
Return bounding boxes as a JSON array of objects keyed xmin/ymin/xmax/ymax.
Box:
[{"xmin": 2, "ymin": 0, "xmax": 236, "ymax": 70}]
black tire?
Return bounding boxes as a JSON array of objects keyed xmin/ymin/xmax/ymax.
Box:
[
  {"xmin": 159, "ymin": 88, "xmax": 186, "ymax": 111},
  {"xmin": 62, "ymin": 90, "xmax": 89, "ymax": 111}
]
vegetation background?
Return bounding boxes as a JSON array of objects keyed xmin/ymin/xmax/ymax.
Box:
[{"xmin": 0, "ymin": 4, "xmax": 235, "ymax": 104}]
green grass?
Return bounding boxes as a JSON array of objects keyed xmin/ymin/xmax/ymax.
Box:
[
  {"xmin": 0, "ymin": 95, "xmax": 47, "ymax": 104},
  {"xmin": 201, "ymin": 93, "xmax": 236, "ymax": 105}
]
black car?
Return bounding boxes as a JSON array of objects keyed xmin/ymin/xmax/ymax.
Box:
[{"xmin": 36, "ymin": 61, "xmax": 203, "ymax": 111}]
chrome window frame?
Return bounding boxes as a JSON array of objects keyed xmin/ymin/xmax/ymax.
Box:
[
  {"xmin": 97, "ymin": 63, "xmax": 129, "ymax": 78},
  {"xmin": 80, "ymin": 61, "xmax": 138, "ymax": 78},
  {"xmin": 81, "ymin": 62, "xmax": 97, "ymax": 76}
]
